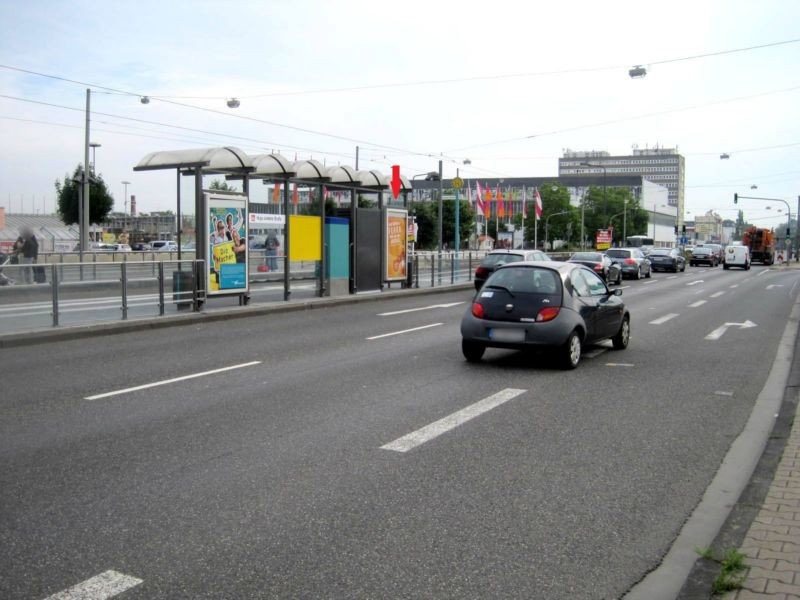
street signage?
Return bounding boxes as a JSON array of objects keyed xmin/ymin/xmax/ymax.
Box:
[
  {"xmin": 595, "ymin": 229, "xmax": 612, "ymax": 250},
  {"xmin": 452, "ymin": 177, "xmax": 463, "ymax": 189}
]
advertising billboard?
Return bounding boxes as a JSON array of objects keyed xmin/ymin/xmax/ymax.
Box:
[
  {"xmin": 207, "ymin": 194, "xmax": 248, "ymax": 295},
  {"xmin": 385, "ymin": 208, "xmax": 407, "ymax": 281},
  {"xmin": 596, "ymin": 229, "xmax": 612, "ymax": 250}
]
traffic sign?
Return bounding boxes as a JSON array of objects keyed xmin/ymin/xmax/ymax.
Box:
[{"xmin": 452, "ymin": 177, "xmax": 463, "ymax": 189}]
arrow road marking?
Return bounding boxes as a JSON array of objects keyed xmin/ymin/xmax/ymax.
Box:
[
  {"xmin": 687, "ymin": 280, "xmax": 704, "ymax": 286},
  {"xmin": 378, "ymin": 302, "xmax": 464, "ymax": 316},
  {"xmin": 44, "ymin": 570, "xmax": 143, "ymax": 600},
  {"xmin": 650, "ymin": 313, "xmax": 679, "ymax": 325},
  {"xmin": 381, "ymin": 388, "xmax": 526, "ymax": 452},
  {"xmin": 705, "ymin": 320, "xmax": 757, "ymax": 341},
  {"xmin": 766, "ymin": 284, "xmax": 784, "ymax": 290}
]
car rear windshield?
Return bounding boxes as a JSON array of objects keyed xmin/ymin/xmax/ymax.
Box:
[
  {"xmin": 481, "ymin": 253, "xmax": 525, "ymax": 267},
  {"xmin": 486, "ymin": 267, "xmax": 561, "ymax": 294},
  {"xmin": 649, "ymin": 249, "xmax": 672, "ymax": 256},
  {"xmin": 606, "ymin": 249, "xmax": 630, "ymax": 258},
  {"xmin": 693, "ymin": 248, "xmax": 711, "ymax": 254},
  {"xmin": 571, "ymin": 252, "xmax": 602, "ymax": 261}
]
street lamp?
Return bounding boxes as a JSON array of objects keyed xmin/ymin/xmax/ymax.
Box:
[
  {"xmin": 121, "ymin": 180, "xmax": 131, "ymax": 214},
  {"xmin": 89, "ymin": 142, "xmax": 101, "ymax": 172},
  {"xmin": 544, "ymin": 209, "xmax": 572, "ymax": 252}
]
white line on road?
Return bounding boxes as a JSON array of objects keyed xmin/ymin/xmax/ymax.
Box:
[
  {"xmin": 367, "ymin": 323, "xmax": 443, "ymax": 340},
  {"xmin": 766, "ymin": 284, "xmax": 784, "ymax": 290},
  {"xmin": 705, "ymin": 320, "xmax": 757, "ymax": 341},
  {"xmin": 44, "ymin": 570, "xmax": 143, "ymax": 600},
  {"xmin": 618, "ymin": 285, "xmax": 630, "ymax": 290},
  {"xmin": 715, "ymin": 391, "xmax": 734, "ymax": 397},
  {"xmin": 729, "ymin": 284, "xmax": 739, "ymax": 288},
  {"xmin": 85, "ymin": 361, "xmax": 262, "ymax": 400},
  {"xmin": 689, "ymin": 300, "xmax": 707, "ymax": 308},
  {"xmin": 687, "ymin": 280, "xmax": 704, "ymax": 286},
  {"xmin": 642, "ymin": 280, "xmax": 658, "ymax": 285},
  {"xmin": 378, "ymin": 302, "xmax": 464, "ymax": 316},
  {"xmin": 381, "ymin": 388, "xmax": 526, "ymax": 452},
  {"xmin": 649, "ymin": 313, "xmax": 679, "ymax": 325},
  {"xmin": 606, "ymin": 363, "xmax": 635, "ymax": 367},
  {"xmin": 757, "ymin": 269, "xmax": 769, "ymax": 277},
  {"xmin": 710, "ymin": 291, "xmax": 726, "ymax": 298},
  {"xmin": 667, "ymin": 276, "xmax": 678, "ymax": 279}
]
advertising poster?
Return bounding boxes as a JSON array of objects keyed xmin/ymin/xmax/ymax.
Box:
[
  {"xmin": 207, "ymin": 194, "xmax": 248, "ymax": 295},
  {"xmin": 385, "ymin": 208, "xmax": 408, "ymax": 281},
  {"xmin": 596, "ymin": 229, "xmax": 612, "ymax": 250}
]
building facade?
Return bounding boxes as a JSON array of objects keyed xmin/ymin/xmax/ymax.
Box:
[
  {"xmin": 694, "ymin": 211, "xmax": 723, "ymax": 243},
  {"xmin": 558, "ymin": 147, "xmax": 685, "ymax": 227}
]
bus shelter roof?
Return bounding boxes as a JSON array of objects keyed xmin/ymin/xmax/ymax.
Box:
[
  {"xmin": 248, "ymin": 153, "xmax": 296, "ymax": 179},
  {"xmin": 292, "ymin": 159, "xmax": 330, "ymax": 183},
  {"xmin": 356, "ymin": 170, "xmax": 389, "ymax": 190},
  {"xmin": 133, "ymin": 146, "xmax": 253, "ymax": 174}
]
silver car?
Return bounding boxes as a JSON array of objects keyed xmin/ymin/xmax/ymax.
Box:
[{"xmin": 605, "ymin": 248, "xmax": 651, "ymax": 280}]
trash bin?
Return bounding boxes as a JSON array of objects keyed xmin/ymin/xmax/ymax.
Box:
[{"xmin": 172, "ymin": 270, "xmax": 194, "ymax": 307}]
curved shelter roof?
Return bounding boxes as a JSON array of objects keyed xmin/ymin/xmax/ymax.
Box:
[
  {"xmin": 326, "ymin": 165, "xmax": 362, "ymax": 186},
  {"xmin": 134, "ymin": 146, "xmax": 252, "ymax": 174},
  {"xmin": 356, "ymin": 170, "xmax": 389, "ymax": 190},
  {"xmin": 292, "ymin": 159, "xmax": 330, "ymax": 182},
  {"xmin": 249, "ymin": 153, "xmax": 295, "ymax": 179}
]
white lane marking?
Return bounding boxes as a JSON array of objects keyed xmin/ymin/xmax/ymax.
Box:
[
  {"xmin": 642, "ymin": 280, "xmax": 658, "ymax": 285},
  {"xmin": 367, "ymin": 323, "xmax": 443, "ymax": 340},
  {"xmin": 667, "ymin": 276, "xmax": 678, "ymax": 279},
  {"xmin": 689, "ymin": 300, "xmax": 707, "ymax": 308},
  {"xmin": 650, "ymin": 313, "xmax": 679, "ymax": 325},
  {"xmin": 705, "ymin": 320, "xmax": 757, "ymax": 341},
  {"xmin": 378, "ymin": 302, "xmax": 464, "ymax": 316},
  {"xmin": 710, "ymin": 291, "xmax": 726, "ymax": 298},
  {"xmin": 44, "ymin": 570, "xmax": 143, "ymax": 599},
  {"xmin": 715, "ymin": 391, "xmax": 734, "ymax": 397},
  {"xmin": 85, "ymin": 361, "xmax": 262, "ymax": 400},
  {"xmin": 792, "ymin": 281, "xmax": 799, "ymax": 296},
  {"xmin": 729, "ymin": 284, "xmax": 738, "ymax": 288},
  {"xmin": 757, "ymin": 269, "xmax": 769, "ymax": 276},
  {"xmin": 381, "ymin": 388, "xmax": 526, "ymax": 452},
  {"xmin": 687, "ymin": 280, "xmax": 704, "ymax": 286},
  {"xmin": 618, "ymin": 285, "xmax": 630, "ymax": 290},
  {"xmin": 766, "ymin": 284, "xmax": 784, "ymax": 290},
  {"xmin": 583, "ymin": 347, "xmax": 608, "ymax": 359},
  {"xmin": 606, "ymin": 363, "xmax": 635, "ymax": 367}
]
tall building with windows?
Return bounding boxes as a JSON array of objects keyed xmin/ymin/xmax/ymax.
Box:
[{"xmin": 558, "ymin": 146, "xmax": 685, "ymax": 226}]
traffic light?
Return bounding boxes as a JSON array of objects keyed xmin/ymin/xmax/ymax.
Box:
[
  {"xmin": 734, "ymin": 193, "xmax": 738, "ymax": 204},
  {"xmin": 674, "ymin": 225, "xmax": 678, "ymax": 234},
  {"xmin": 682, "ymin": 224, "xmax": 686, "ymax": 234}
]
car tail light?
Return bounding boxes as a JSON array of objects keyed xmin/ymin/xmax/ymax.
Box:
[
  {"xmin": 471, "ymin": 303, "xmax": 485, "ymax": 319},
  {"xmin": 624, "ymin": 258, "xmax": 636, "ymax": 265},
  {"xmin": 593, "ymin": 264, "xmax": 603, "ymax": 271},
  {"xmin": 536, "ymin": 306, "xmax": 560, "ymax": 322},
  {"xmin": 475, "ymin": 266, "xmax": 489, "ymax": 279}
]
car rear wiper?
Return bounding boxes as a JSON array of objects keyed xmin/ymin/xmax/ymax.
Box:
[{"xmin": 485, "ymin": 284, "xmax": 515, "ymax": 298}]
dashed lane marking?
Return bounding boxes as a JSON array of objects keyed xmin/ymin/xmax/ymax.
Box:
[
  {"xmin": 689, "ymin": 300, "xmax": 707, "ymax": 308},
  {"xmin": 606, "ymin": 363, "xmax": 635, "ymax": 367},
  {"xmin": 381, "ymin": 388, "xmax": 526, "ymax": 452},
  {"xmin": 367, "ymin": 323, "xmax": 443, "ymax": 340},
  {"xmin": 715, "ymin": 391, "xmax": 734, "ymax": 397},
  {"xmin": 650, "ymin": 313, "xmax": 679, "ymax": 325},
  {"xmin": 378, "ymin": 302, "xmax": 464, "ymax": 316},
  {"xmin": 85, "ymin": 361, "xmax": 262, "ymax": 400},
  {"xmin": 642, "ymin": 280, "xmax": 658, "ymax": 285},
  {"xmin": 710, "ymin": 291, "xmax": 726, "ymax": 298},
  {"xmin": 687, "ymin": 280, "xmax": 704, "ymax": 286},
  {"xmin": 44, "ymin": 570, "xmax": 143, "ymax": 600},
  {"xmin": 729, "ymin": 284, "xmax": 739, "ymax": 288}
]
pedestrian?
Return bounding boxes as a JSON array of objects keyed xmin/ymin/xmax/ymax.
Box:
[
  {"xmin": 265, "ymin": 231, "xmax": 280, "ymax": 271},
  {"xmin": 16, "ymin": 227, "xmax": 38, "ymax": 284}
]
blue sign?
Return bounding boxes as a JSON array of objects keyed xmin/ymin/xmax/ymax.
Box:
[{"xmin": 220, "ymin": 263, "xmax": 247, "ymax": 289}]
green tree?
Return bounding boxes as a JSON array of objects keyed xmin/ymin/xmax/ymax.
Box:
[
  {"xmin": 410, "ymin": 201, "xmax": 436, "ymax": 249},
  {"xmin": 55, "ymin": 165, "xmax": 114, "ymax": 226},
  {"xmin": 442, "ymin": 198, "xmax": 475, "ymax": 250},
  {"xmin": 209, "ymin": 179, "xmax": 237, "ymax": 191},
  {"xmin": 525, "ymin": 184, "xmax": 574, "ymax": 249}
]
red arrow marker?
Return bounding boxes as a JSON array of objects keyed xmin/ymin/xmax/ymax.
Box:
[{"xmin": 391, "ymin": 165, "xmax": 401, "ymax": 200}]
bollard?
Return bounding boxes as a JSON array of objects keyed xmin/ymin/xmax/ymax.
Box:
[{"xmin": 431, "ymin": 253, "xmax": 435, "ymax": 288}]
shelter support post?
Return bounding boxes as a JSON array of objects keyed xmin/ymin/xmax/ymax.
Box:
[
  {"xmin": 319, "ymin": 184, "xmax": 326, "ymax": 297},
  {"xmin": 283, "ymin": 179, "xmax": 291, "ymax": 301},
  {"xmin": 194, "ymin": 169, "xmax": 205, "ymax": 298}
]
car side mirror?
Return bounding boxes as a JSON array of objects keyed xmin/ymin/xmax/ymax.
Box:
[{"xmin": 613, "ymin": 288, "xmax": 623, "ymax": 296}]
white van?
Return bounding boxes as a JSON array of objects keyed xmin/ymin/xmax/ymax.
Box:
[{"xmin": 724, "ymin": 245, "xmax": 750, "ymax": 270}]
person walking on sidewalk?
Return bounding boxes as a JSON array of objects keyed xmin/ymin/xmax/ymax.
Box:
[{"xmin": 15, "ymin": 227, "xmax": 38, "ymax": 284}]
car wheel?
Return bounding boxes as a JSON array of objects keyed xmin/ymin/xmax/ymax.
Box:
[
  {"xmin": 681, "ymin": 263, "xmax": 686, "ymax": 272},
  {"xmin": 634, "ymin": 268, "xmax": 641, "ymax": 280},
  {"xmin": 561, "ymin": 331, "xmax": 582, "ymax": 370},
  {"xmin": 612, "ymin": 316, "xmax": 630, "ymax": 350},
  {"xmin": 723, "ymin": 264, "xmax": 729, "ymax": 270},
  {"xmin": 645, "ymin": 267, "xmax": 651, "ymax": 278},
  {"xmin": 462, "ymin": 339, "xmax": 485, "ymax": 363}
]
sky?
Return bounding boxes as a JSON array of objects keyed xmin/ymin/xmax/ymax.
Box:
[{"xmin": 1, "ymin": 0, "xmax": 798, "ymax": 228}]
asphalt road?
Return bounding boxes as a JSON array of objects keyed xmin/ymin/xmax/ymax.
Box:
[{"xmin": 1, "ymin": 264, "xmax": 798, "ymax": 599}]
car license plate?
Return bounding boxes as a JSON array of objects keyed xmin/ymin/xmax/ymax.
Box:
[{"xmin": 489, "ymin": 328, "xmax": 525, "ymax": 342}]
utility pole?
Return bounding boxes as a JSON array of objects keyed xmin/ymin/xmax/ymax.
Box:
[
  {"xmin": 82, "ymin": 88, "xmax": 91, "ymax": 251},
  {"xmin": 437, "ymin": 159, "xmax": 443, "ymax": 253}
]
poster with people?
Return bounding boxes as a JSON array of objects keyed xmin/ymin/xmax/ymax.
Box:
[
  {"xmin": 385, "ymin": 208, "xmax": 408, "ymax": 281},
  {"xmin": 207, "ymin": 194, "xmax": 248, "ymax": 294}
]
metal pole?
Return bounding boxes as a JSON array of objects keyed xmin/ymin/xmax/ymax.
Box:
[
  {"xmin": 176, "ymin": 170, "xmax": 182, "ymax": 262},
  {"xmin": 796, "ymin": 195, "xmax": 800, "ymax": 261},
  {"xmin": 319, "ymin": 184, "xmax": 326, "ymax": 297},
  {"xmin": 120, "ymin": 262, "xmax": 128, "ymax": 320},
  {"xmin": 157, "ymin": 261, "xmax": 165, "ymax": 316},
  {"xmin": 437, "ymin": 160, "xmax": 443, "ymax": 253},
  {"xmin": 455, "ymin": 168, "xmax": 460, "ymax": 252},
  {"xmin": 51, "ymin": 264, "xmax": 59, "ymax": 327},
  {"xmin": 284, "ymin": 178, "xmax": 291, "ymax": 300},
  {"xmin": 623, "ymin": 199, "xmax": 627, "ymax": 246},
  {"xmin": 82, "ymin": 89, "xmax": 91, "ymax": 253},
  {"xmin": 580, "ymin": 191, "xmax": 585, "ymax": 250}
]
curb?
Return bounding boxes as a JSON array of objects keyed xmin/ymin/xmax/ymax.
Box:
[{"xmin": 0, "ymin": 282, "xmax": 474, "ymax": 349}]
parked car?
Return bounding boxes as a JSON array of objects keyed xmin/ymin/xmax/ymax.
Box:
[
  {"xmin": 109, "ymin": 243, "xmax": 132, "ymax": 252},
  {"xmin": 473, "ymin": 249, "xmax": 550, "ymax": 290},
  {"xmin": 724, "ymin": 245, "xmax": 751, "ymax": 270},
  {"xmin": 567, "ymin": 251, "xmax": 622, "ymax": 285},
  {"xmin": 690, "ymin": 246, "xmax": 718, "ymax": 267},
  {"xmin": 647, "ymin": 247, "xmax": 686, "ymax": 272},
  {"xmin": 461, "ymin": 261, "xmax": 630, "ymax": 369},
  {"xmin": 605, "ymin": 248, "xmax": 651, "ymax": 280},
  {"xmin": 702, "ymin": 243, "xmax": 725, "ymax": 264},
  {"xmin": 151, "ymin": 240, "xmax": 178, "ymax": 252},
  {"xmin": 130, "ymin": 242, "xmax": 151, "ymax": 251}
]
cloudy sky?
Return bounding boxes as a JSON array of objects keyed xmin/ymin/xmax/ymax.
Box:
[{"xmin": 1, "ymin": 0, "xmax": 798, "ymax": 227}]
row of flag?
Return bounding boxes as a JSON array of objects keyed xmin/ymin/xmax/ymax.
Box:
[{"xmin": 472, "ymin": 182, "xmax": 543, "ymax": 220}]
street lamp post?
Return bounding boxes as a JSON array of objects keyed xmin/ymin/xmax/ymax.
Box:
[
  {"xmin": 89, "ymin": 142, "xmax": 101, "ymax": 173},
  {"xmin": 121, "ymin": 180, "xmax": 130, "ymax": 214},
  {"xmin": 544, "ymin": 209, "xmax": 572, "ymax": 251}
]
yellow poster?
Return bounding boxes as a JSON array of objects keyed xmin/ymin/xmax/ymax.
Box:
[
  {"xmin": 385, "ymin": 210, "xmax": 407, "ymax": 281},
  {"xmin": 213, "ymin": 241, "xmax": 236, "ymax": 272}
]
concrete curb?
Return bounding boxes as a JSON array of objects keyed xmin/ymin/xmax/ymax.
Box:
[{"xmin": 0, "ymin": 282, "xmax": 474, "ymax": 349}]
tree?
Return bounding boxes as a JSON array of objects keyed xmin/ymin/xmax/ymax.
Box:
[
  {"xmin": 55, "ymin": 165, "xmax": 114, "ymax": 226},
  {"xmin": 209, "ymin": 179, "xmax": 237, "ymax": 191},
  {"xmin": 525, "ymin": 184, "xmax": 574, "ymax": 249},
  {"xmin": 442, "ymin": 198, "xmax": 475, "ymax": 250},
  {"xmin": 410, "ymin": 201, "xmax": 436, "ymax": 249}
]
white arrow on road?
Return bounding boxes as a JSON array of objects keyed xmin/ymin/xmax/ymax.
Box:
[
  {"xmin": 687, "ymin": 280, "xmax": 704, "ymax": 286},
  {"xmin": 766, "ymin": 284, "xmax": 784, "ymax": 290},
  {"xmin": 705, "ymin": 320, "xmax": 757, "ymax": 341}
]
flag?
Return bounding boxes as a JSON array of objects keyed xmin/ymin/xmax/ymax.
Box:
[
  {"xmin": 484, "ymin": 185, "xmax": 492, "ymax": 219},
  {"xmin": 507, "ymin": 187, "xmax": 513, "ymax": 219},
  {"xmin": 292, "ymin": 183, "xmax": 299, "ymax": 205},
  {"xmin": 475, "ymin": 181, "xmax": 485, "ymax": 216},
  {"xmin": 535, "ymin": 188, "xmax": 543, "ymax": 219},
  {"xmin": 522, "ymin": 186, "xmax": 528, "ymax": 218},
  {"xmin": 323, "ymin": 186, "xmax": 329, "ymax": 200},
  {"xmin": 496, "ymin": 185, "xmax": 505, "ymax": 218},
  {"xmin": 273, "ymin": 182, "xmax": 281, "ymax": 204}
]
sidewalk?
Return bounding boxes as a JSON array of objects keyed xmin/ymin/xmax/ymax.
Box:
[{"xmin": 721, "ymin": 400, "xmax": 800, "ymax": 599}]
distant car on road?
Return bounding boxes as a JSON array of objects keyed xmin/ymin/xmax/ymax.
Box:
[
  {"xmin": 702, "ymin": 243, "xmax": 724, "ymax": 265},
  {"xmin": 130, "ymin": 242, "xmax": 151, "ymax": 251},
  {"xmin": 151, "ymin": 241, "xmax": 178, "ymax": 252},
  {"xmin": 724, "ymin": 245, "xmax": 751, "ymax": 270},
  {"xmin": 647, "ymin": 247, "xmax": 686, "ymax": 272},
  {"xmin": 473, "ymin": 249, "xmax": 550, "ymax": 290},
  {"xmin": 567, "ymin": 251, "xmax": 622, "ymax": 285},
  {"xmin": 606, "ymin": 248, "xmax": 651, "ymax": 280},
  {"xmin": 109, "ymin": 243, "xmax": 132, "ymax": 252},
  {"xmin": 690, "ymin": 246, "xmax": 718, "ymax": 267},
  {"xmin": 461, "ymin": 261, "xmax": 630, "ymax": 369}
]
